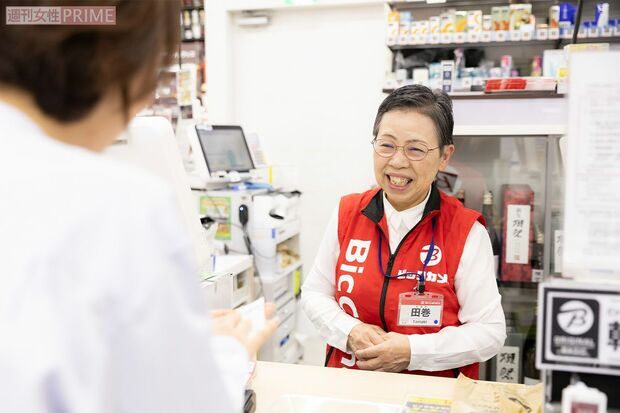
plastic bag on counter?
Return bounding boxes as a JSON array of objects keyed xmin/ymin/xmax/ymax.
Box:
[{"xmin": 449, "ymin": 374, "xmax": 543, "ymax": 413}]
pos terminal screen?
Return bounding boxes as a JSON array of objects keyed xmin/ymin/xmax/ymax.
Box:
[{"xmin": 196, "ymin": 125, "xmax": 255, "ymax": 173}]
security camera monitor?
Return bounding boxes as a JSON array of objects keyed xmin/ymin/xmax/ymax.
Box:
[{"xmin": 195, "ymin": 125, "xmax": 255, "ymax": 173}]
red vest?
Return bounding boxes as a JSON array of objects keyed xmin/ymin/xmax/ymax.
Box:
[{"xmin": 325, "ymin": 185, "xmax": 484, "ymax": 379}]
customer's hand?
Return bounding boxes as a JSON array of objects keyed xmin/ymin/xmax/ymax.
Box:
[
  {"xmin": 354, "ymin": 332, "xmax": 410, "ymax": 372},
  {"xmin": 210, "ymin": 302, "xmax": 278, "ymax": 358},
  {"xmin": 346, "ymin": 323, "xmax": 388, "ymax": 353}
]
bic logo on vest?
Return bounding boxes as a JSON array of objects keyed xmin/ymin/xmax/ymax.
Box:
[
  {"xmin": 337, "ymin": 239, "xmax": 370, "ymax": 367},
  {"xmin": 420, "ymin": 244, "xmax": 442, "ymax": 266},
  {"xmin": 557, "ymin": 300, "xmax": 595, "ymax": 335}
]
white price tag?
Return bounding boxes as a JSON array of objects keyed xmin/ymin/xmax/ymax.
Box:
[
  {"xmin": 454, "ymin": 32, "xmax": 466, "ymax": 43},
  {"xmin": 429, "ymin": 33, "xmax": 440, "ymax": 44},
  {"xmin": 554, "ymin": 230, "xmax": 563, "ymax": 274},
  {"xmin": 549, "ymin": 28, "xmax": 560, "ymax": 39},
  {"xmin": 496, "ymin": 346, "xmax": 520, "ymax": 383},
  {"xmin": 536, "ymin": 28, "xmax": 548, "ymax": 40},
  {"xmin": 510, "ymin": 30, "xmax": 522, "ymax": 41},
  {"xmin": 440, "ymin": 33, "xmax": 453, "ymax": 44},
  {"xmin": 481, "ymin": 31, "xmax": 492, "ymax": 42},
  {"xmin": 601, "ymin": 26, "xmax": 613, "ymax": 37},
  {"xmin": 494, "ymin": 30, "xmax": 507, "ymax": 42},
  {"xmin": 521, "ymin": 31, "xmax": 533, "ymax": 41},
  {"xmin": 467, "ymin": 32, "xmax": 480, "ymax": 42}
]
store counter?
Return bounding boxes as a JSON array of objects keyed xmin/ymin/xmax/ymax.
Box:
[{"xmin": 250, "ymin": 361, "xmax": 456, "ymax": 412}]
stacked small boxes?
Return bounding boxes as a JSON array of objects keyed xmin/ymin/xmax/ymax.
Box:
[{"xmin": 385, "ymin": 2, "xmax": 618, "ymax": 46}]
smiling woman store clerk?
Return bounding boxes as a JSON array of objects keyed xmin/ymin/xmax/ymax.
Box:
[{"xmin": 301, "ymin": 85, "xmax": 506, "ymax": 378}]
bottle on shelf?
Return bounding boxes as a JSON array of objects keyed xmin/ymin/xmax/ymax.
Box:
[
  {"xmin": 482, "ymin": 190, "xmax": 501, "ymax": 278},
  {"xmin": 183, "ymin": 10, "xmax": 193, "ymax": 41},
  {"xmin": 522, "ymin": 312, "xmax": 541, "ymax": 385},
  {"xmin": 191, "ymin": 9, "xmax": 202, "ymax": 40},
  {"xmin": 530, "ymin": 226, "xmax": 544, "ymax": 282}
]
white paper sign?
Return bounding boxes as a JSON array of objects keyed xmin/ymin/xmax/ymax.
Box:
[
  {"xmin": 496, "ymin": 346, "xmax": 520, "ymax": 383},
  {"xmin": 549, "ymin": 27, "xmax": 560, "ymax": 39},
  {"xmin": 554, "ymin": 230, "xmax": 563, "ymax": 274},
  {"xmin": 506, "ymin": 205, "xmax": 531, "ymax": 264},
  {"xmin": 564, "ymin": 52, "xmax": 620, "ymax": 279}
]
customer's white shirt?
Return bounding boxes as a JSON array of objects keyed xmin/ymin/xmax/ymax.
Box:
[
  {"xmin": 0, "ymin": 102, "xmax": 247, "ymax": 412},
  {"xmin": 301, "ymin": 189, "xmax": 506, "ymax": 371}
]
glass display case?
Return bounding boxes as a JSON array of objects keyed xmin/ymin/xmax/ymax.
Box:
[{"xmin": 446, "ymin": 122, "xmax": 565, "ymax": 384}]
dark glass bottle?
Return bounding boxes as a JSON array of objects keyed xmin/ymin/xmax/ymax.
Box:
[
  {"xmin": 523, "ymin": 313, "xmax": 541, "ymax": 384},
  {"xmin": 482, "ymin": 191, "xmax": 501, "ymax": 278},
  {"xmin": 531, "ymin": 228, "xmax": 544, "ymax": 282}
]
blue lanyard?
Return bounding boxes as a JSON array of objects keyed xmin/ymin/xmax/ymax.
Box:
[{"xmin": 377, "ymin": 216, "xmax": 436, "ymax": 294}]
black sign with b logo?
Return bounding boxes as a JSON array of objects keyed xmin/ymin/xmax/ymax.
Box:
[{"xmin": 550, "ymin": 298, "xmax": 599, "ymax": 359}]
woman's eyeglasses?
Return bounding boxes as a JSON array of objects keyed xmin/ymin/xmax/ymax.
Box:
[{"xmin": 371, "ymin": 139, "xmax": 440, "ymax": 161}]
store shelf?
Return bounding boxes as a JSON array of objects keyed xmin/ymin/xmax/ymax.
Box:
[
  {"xmin": 388, "ymin": 36, "xmax": 620, "ymax": 51},
  {"xmin": 382, "ymin": 89, "xmax": 564, "ymax": 99},
  {"xmin": 182, "ymin": 38, "xmax": 205, "ymax": 43},
  {"xmin": 225, "ymin": 0, "xmax": 382, "ymax": 12},
  {"xmin": 389, "ymin": 39, "xmax": 557, "ymax": 50},
  {"xmin": 497, "ymin": 280, "xmax": 541, "ymax": 290},
  {"xmin": 388, "ymin": 0, "xmax": 556, "ymax": 9}
]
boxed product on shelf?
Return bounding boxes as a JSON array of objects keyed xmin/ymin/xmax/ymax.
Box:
[
  {"xmin": 509, "ymin": 4, "xmax": 532, "ymax": 32},
  {"xmin": 524, "ymin": 77, "xmax": 556, "ymax": 91},
  {"xmin": 410, "ymin": 20, "xmax": 419, "ymax": 44},
  {"xmin": 455, "ymin": 11, "xmax": 468, "ymax": 32},
  {"xmin": 386, "ymin": 10, "xmax": 399, "ymax": 45},
  {"xmin": 416, "ymin": 20, "xmax": 429, "ymax": 44},
  {"xmin": 440, "ymin": 10, "xmax": 455, "ymax": 43},
  {"xmin": 429, "ymin": 15, "xmax": 440, "ymax": 44},
  {"xmin": 398, "ymin": 11, "xmax": 413, "ymax": 45},
  {"xmin": 549, "ymin": 5, "xmax": 560, "ymax": 29},
  {"xmin": 467, "ymin": 10, "xmax": 482, "ymax": 33},
  {"xmin": 501, "ymin": 184, "xmax": 534, "ymax": 282},
  {"xmin": 485, "ymin": 77, "xmax": 526, "ymax": 92},
  {"xmin": 536, "ymin": 24, "xmax": 549, "ymax": 40},
  {"xmin": 500, "ymin": 6, "xmax": 510, "ymax": 31},
  {"xmin": 482, "ymin": 14, "xmax": 492, "ymax": 31},
  {"xmin": 492, "ymin": 6, "xmax": 502, "ymax": 31},
  {"xmin": 440, "ymin": 60, "xmax": 455, "ymax": 93}
]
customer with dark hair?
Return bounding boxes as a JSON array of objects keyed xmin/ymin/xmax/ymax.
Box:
[
  {"xmin": 0, "ymin": 1, "xmax": 274, "ymax": 412},
  {"xmin": 302, "ymin": 85, "xmax": 505, "ymax": 378}
]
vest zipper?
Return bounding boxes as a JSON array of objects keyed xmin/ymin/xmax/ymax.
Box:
[{"xmin": 378, "ymin": 211, "xmax": 438, "ymax": 333}]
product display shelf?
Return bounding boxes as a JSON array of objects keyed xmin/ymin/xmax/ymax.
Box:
[
  {"xmin": 448, "ymin": 122, "xmax": 564, "ymax": 384},
  {"xmin": 381, "ymin": 90, "xmax": 565, "ymax": 98},
  {"xmin": 497, "ymin": 280, "xmax": 540, "ymax": 290},
  {"xmin": 388, "ymin": 36, "xmax": 620, "ymax": 51},
  {"xmin": 388, "ymin": 0, "xmax": 558, "ymax": 9}
]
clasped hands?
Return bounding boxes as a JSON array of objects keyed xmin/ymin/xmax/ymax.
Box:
[{"xmin": 347, "ymin": 323, "xmax": 411, "ymax": 373}]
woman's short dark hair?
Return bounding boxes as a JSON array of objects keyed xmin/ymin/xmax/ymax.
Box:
[
  {"xmin": 373, "ymin": 85, "xmax": 454, "ymax": 150},
  {"xmin": 0, "ymin": 0, "xmax": 179, "ymax": 122}
]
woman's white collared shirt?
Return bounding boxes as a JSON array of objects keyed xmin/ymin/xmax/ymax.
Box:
[{"xmin": 301, "ymin": 190, "xmax": 506, "ymax": 372}]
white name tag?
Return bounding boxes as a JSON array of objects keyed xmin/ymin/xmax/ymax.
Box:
[{"xmin": 398, "ymin": 292, "xmax": 444, "ymax": 327}]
